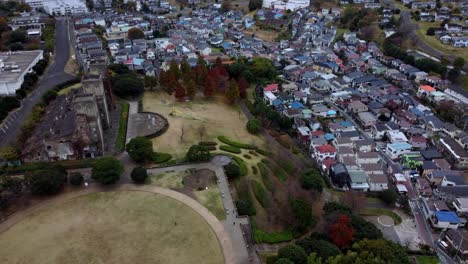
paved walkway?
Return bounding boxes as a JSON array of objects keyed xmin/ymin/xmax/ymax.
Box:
[
  {"xmin": 148, "ymin": 159, "xmax": 252, "ymax": 264},
  {"xmin": 0, "ymin": 184, "xmax": 237, "ymax": 264}
]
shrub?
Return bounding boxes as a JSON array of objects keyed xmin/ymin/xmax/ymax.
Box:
[
  {"xmin": 69, "ymin": 173, "xmax": 84, "ymax": 186},
  {"xmin": 199, "ymin": 141, "xmax": 217, "ymax": 146},
  {"xmin": 151, "ymin": 152, "xmax": 172, "ymax": 164},
  {"xmin": 224, "ymin": 162, "xmax": 240, "ymax": 179},
  {"xmin": 231, "ymin": 155, "xmax": 247, "ymax": 176},
  {"xmin": 126, "ymin": 136, "xmax": 154, "ymax": 163},
  {"xmin": 243, "ymin": 154, "xmax": 252, "ymax": 159},
  {"xmin": 246, "ymin": 118, "xmax": 262, "ymax": 134},
  {"xmin": 300, "ymin": 169, "xmax": 324, "ymax": 193},
  {"xmin": 198, "ymin": 145, "xmax": 216, "ymax": 151},
  {"xmin": 131, "ymin": 167, "xmax": 148, "ymax": 184},
  {"xmin": 217, "ymin": 136, "xmax": 257, "ymax": 149},
  {"xmin": 25, "ymin": 169, "xmax": 67, "ymax": 195},
  {"xmin": 253, "ymin": 229, "xmax": 293, "ymax": 244},
  {"xmin": 186, "ymin": 145, "xmax": 212, "ymax": 162},
  {"xmin": 236, "ymin": 199, "xmax": 256, "ymax": 216},
  {"xmin": 252, "ymin": 180, "xmax": 269, "ymax": 207},
  {"xmin": 277, "ymin": 244, "xmax": 308, "ymax": 264},
  {"xmin": 92, "ymin": 157, "xmax": 124, "ymax": 185},
  {"xmin": 256, "ymin": 148, "xmax": 270, "ymax": 156},
  {"xmin": 219, "ymin": 145, "xmax": 242, "ymax": 154}
]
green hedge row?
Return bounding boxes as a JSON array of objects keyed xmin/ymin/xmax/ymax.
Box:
[
  {"xmin": 152, "ymin": 152, "xmax": 172, "ymax": 164},
  {"xmin": 220, "ymin": 145, "xmax": 242, "ymax": 154},
  {"xmin": 198, "ymin": 145, "xmax": 216, "ymax": 151},
  {"xmin": 199, "ymin": 141, "xmax": 217, "ymax": 146},
  {"xmin": 218, "ymin": 136, "xmax": 257, "ymax": 149},
  {"xmin": 258, "ymin": 162, "xmax": 274, "ymax": 192},
  {"xmin": 231, "ymin": 155, "xmax": 248, "ymax": 176},
  {"xmin": 252, "ymin": 180, "xmax": 269, "ymax": 208},
  {"xmin": 253, "ymin": 228, "xmax": 293, "ymax": 244},
  {"xmin": 256, "ymin": 148, "xmax": 270, "ymax": 156}
]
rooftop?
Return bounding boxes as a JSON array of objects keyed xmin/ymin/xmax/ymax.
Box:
[{"xmin": 0, "ymin": 50, "xmax": 43, "ymax": 83}]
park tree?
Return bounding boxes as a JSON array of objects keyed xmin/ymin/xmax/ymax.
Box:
[
  {"xmin": 126, "ymin": 136, "xmax": 153, "ymax": 163},
  {"xmin": 326, "ymin": 251, "xmax": 385, "ymax": 264},
  {"xmin": 69, "ymin": 173, "xmax": 84, "ymax": 186},
  {"xmin": 251, "ymin": 57, "xmax": 277, "ymax": 82},
  {"xmin": 92, "ymin": 157, "xmax": 124, "ymax": 185},
  {"xmin": 131, "ymin": 167, "xmax": 148, "ymax": 184},
  {"xmin": 127, "ymin": 27, "xmax": 145, "ymax": 40},
  {"xmin": 204, "ymin": 74, "xmax": 216, "ymax": 97},
  {"xmin": 238, "ymin": 77, "xmax": 249, "ymax": 99},
  {"xmin": 194, "ymin": 55, "xmax": 208, "ymax": 87},
  {"xmin": 379, "ymin": 189, "xmax": 398, "ymax": 205},
  {"xmin": 144, "ymin": 75, "xmax": 158, "ymax": 91},
  {"xmin": 180, "ymin": 56, "xmax": 193, "ymax": 82},
  {"xmin": 300, "ymin": 169, "xmax": 324, "ymax": 193},
  {"xmin": 112, "ymin": 73, "xmax": 144, "ymax": 97},
  {"xmin": 0, "ymin": 146, "xmax": 19, "ymax": 162},
  {"xmin": 307, "ymin": 253, "xmax": 323, "ymax": 264},
  {"xmin": 25, "ymin": 170, "xmax": 67, "ymax": 195},
  {"xmin": 186, "ymin": 145, "xmax": 211, "ymax": 162},
  {"xmin": 174, "ymin": 84, "xmax": 186, "ymax": 99},
  {"xmin": 246, "ymin": 118, "xmax": 262, "ymax": 134},
  {"xmin": 185, "ymin": 78, "xmax": 196, "ymax": 99},
  {"xmin": 296, "ymin": 238, "xmax": 341, "ymax": 261},
  {"xmin": 10, "ymin": 29, "xmax": 27, "ymax": 43},
  {"xmin": 328, "ymin": 215, "xmax": 355, "ymax": 248},
  {"xmin": 275, "ymin": 259, "xmax": 294, "ymax": 264},
  {"xmin": 169, "ymin": 59, "xmax": 181, "ymax": 80},
  {"xmin": 454, "ymin": 57, "xmax": 465, "ymax": 69},
  {"xmin": 277, "ymin": 244, "xmax": 308, "ymax": 264},
  {"xmin": 226, "ymin": 79, "xmax": 240, "ymax": 104},
  {"xmin": 291, "ymin": 198, "xmax": 316, "ymax": 235},
  {"xmin": 224, "ymin": 162, "xmax": 240, "ymax": 179},
  {"xmin": 1, "ymin": 176, "xmax": 23, "ymax": 194},
  {"xmin": 352, "ymin": 239, "xmax": 410, "ymax": 264}
]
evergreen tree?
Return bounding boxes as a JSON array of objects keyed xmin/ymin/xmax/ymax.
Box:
[
  {"xmin": 169, "ymin": 59, "xmax": 180, "ymax": 80},
  {"xmin": 194, "ymin": 55, "xmax": 208, "ymax": 87},
  {"xmin": 226, "ymin": 79, "xmax": 240, "ymax": 104},
  {"xmin": 204, "ymin": 74, "xmax": 216, "ymax": 97}
]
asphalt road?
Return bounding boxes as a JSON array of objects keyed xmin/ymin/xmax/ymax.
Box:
[{"xmin": 0, "ymin": 17, "xmax": 75, "ymax": 148}]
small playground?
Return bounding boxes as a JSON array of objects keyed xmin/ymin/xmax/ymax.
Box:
[{"xmin": 142, "ymin": 91, "xmax": 266, "ymax": 159}]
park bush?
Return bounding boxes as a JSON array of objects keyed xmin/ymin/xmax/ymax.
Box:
[
  {"xmin": 126, "ymin": 137, "xmax": 153, "ymax": 163},
  {"xmin": 231, "ymin": 155, "xmax": 247, "ymax": 176},
  {"xmin": 217, "ymin": 136, "xmax": 257, "ymax": 149},
  {"xmin": 224, "ymin": 162, "xmax": 240, "ymax": 179},
  {"xmin": 300, "ymin": 169, "xmax": 324, "ymax": 193},
  {"xmin": 219, "ymin": 145, "xmax": 241, "ymax": 154},
  {"xmin": 186, "ymin": 145, "xmax": 211, "ymax": 162},
  {"xmin": 252, "ymin": 180, "xmax": 269, "ymax": 207},
  {"xmin": 246, "ymin": 118, "xmax": 262, "ymax": 134},
  {"xmin": 131, "ymin": 167, "xmax": 148, "ymax": 184},
  {"xmin": 151, "ymin": 152, "xmax": 172, "ymax": 164},
  {"xmin": 25, "ymin": 169, "xmax": 67, "ymax": 195},
  {"xmin": 243, "ymin": 154, "xmax": 252, "ymax": 159},
  {"xmin": 92, "ymin": 157, "xmax": 124, "ymax": 185},
  {"xmin": 197, "ymin": 145, "xmax": 216, "ymax": 151},
  {"xmin": 256, "ymin": 148, "xmax": 270, "ymax": 156},
  {"xmin": 253, "ymin": 228, "xmax": 293, "ymax": 244},
  {"xmin": 198, "ymin": 141, "xmax": 217, "ymax": 146},
  {"xmin": 69, "ymin": 173, "xmax": 84, "ymax": 186}
]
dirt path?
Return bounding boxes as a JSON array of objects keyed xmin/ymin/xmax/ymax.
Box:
[{"xmin": 0, "ymin": 184, "xmax": 237, "ymax": 264}]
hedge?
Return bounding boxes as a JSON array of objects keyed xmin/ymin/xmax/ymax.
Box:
[
  {"xmin": 218, "ymin": 136, "xmax": 257, "ymax": 149},
  {"xmin": 252, "ymin": 180, "xmax": 269, "ymax": 208},
  {"xmin": 198, "ymin": 145, "xmax": 216, "ymax": 151},
  {"xmin": 199, "ymin": 141, "xmax": 217, "ymax": 146},
  {"xmin": 231, "ymin": 155, "xmax": 247, "ymax": 176},
  {"xmin": 151, "ymin": 152, "xmax": 172, "ymax": 164},
  {"xmin": 219, "ymin": 145, "xmax": 242, "ymax": 154},
  {"xmin": 258, "ymin": 162, "xmax": 274, "ymax": 192},
  {"xmin": 256, "ymin": 148, "xmax": 270, "ymax": 156},
  {"xmin": 253, "ymin": 228, "xmax": 293, "ymax": 244}
]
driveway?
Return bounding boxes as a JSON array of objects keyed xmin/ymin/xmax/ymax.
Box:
[{"xmin": 0, "ymin": 17, "xmax": 75, "ymax": 148}]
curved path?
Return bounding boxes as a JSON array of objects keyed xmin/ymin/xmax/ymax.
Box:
[{"xmin": 0, "ymin": 184, "xmax": 236, "ymax": 264}]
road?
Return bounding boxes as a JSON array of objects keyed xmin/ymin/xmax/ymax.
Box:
[{"xmin": 0, "ymin": 17, "xmax": 75, "ymax": 148}]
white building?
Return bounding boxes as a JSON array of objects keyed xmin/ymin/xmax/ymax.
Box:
[
  {"xmin": 263, "ymin": 0, "xmax": 310, "ymax": 11},
  {"xmin": 25, "ymin": 0, "xmax": 87, "ymax": 15},
  {"xmin": 0, "ymin": 50, "xmax": 44, "ymax": 96}
]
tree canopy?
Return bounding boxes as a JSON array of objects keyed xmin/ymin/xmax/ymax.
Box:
[
  {"xmin": 126, "ymin": 136, "xmax": 154, "ymax": 163},
  {"xmin": 131, "ymin": 167, "xmax": 148, "ymax": 184},
  {"xmin": 112, "ymin": 73, "xmax": 144, "ymax": 97},
  {"xmin": 300, "ymin": 169, "xmax": 324, "ymax": 193},
  {"xmin": 291, "ymin": 198, "xmax": 316, "ymax": 235},
  {"xmin": 128, "ymin": 27, "xmax": 145, "ymax": 40},
  {"xmin": 277, "ymin": 244, "xmax": 308, "ymax": 264},
  {"xmin": 296, "ymin": 238, "xmax": 341, "ymax": 261},
  {"xmin": 246, "ymin": 118, "xmax": 262, "ymax": 134},
  {"xmin": 92, "ymin": 157, "xmax": 124, "ymax": 184},
  {"xmin": 25, "ymin": 169, "xmax": 66, "ymax": 195}
]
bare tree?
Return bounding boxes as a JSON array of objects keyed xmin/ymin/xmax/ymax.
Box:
[{"xmin": 180, "ymin": 125, "xmax": 185, "ymax": 143}]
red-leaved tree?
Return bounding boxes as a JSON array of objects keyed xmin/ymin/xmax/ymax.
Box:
[
  {"xmin": 238, "ymin": 77, "xmax": 249, "ymax": 99},
  {"xmin": 174, "ymin": 84, "xmax": 186, "ymax": 99},
  {"xmin": 204, "ymin": 74, "xmax": 216, "ymax": 97},
  {"xmin": 328, "ymin": 214, "xmax": 355, "ymax": 248}
]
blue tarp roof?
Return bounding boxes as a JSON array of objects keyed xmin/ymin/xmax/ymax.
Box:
[
  {"xmin": 327, "ymin": 110, "xmax": 337, "ymax": 115},
  {"xmin": 272, "ymin": 99, "xmax": 283, "ymax": 106},
  {"xmin": 434, "ymin": 211, "xmax": 461, "ymax": 223},
  {"xmin": 325, "ymin": 133, "xmax": 335, "ymax": 141},
  {"xmin": 409, "ymin": 108, "xmax": 424, "ymax": 117},
  {"xmin": 290, "ymin": 101, "xmax": 305, "ymax": 109},
  {"xmin": 340, "ymin": 121, "xmax": 353, "ymax": 127}
]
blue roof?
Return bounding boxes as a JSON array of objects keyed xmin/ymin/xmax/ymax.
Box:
[
  {"xmin": 388, "ymin": 142, "xmax": 412, "ymax": 151},
  {"xmin": 325, "ymin": 133, "xmax": 335, "ymax": 141},
  {"xmin": 340, "ymin": 121, "xmax": 353, "ymax": 127},
  {"xmin": 290, "ymin": 101, "xmax": 305, "ymax": 109},
  {"xmin": 222, "ymin": 42, "xmax": 232, "ymax": 49},
  {"xmin": 409, "ymin": 108, "xmax": 424, "ymax": 117},
  {"xmin": 272, "ymin": 99, "xmax": 283, "ymax": 106},
  {"xmin": 434, "ymin": 211, "xmax": 461, "ymax": 223},
  {"xmin": 327, "ymin": 110, "xmax": 337, "ymax": 115}
]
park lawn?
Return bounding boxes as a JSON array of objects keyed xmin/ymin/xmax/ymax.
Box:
[
  {"xmin": 57, "ymin": 83, "xmax": 81, "ymax": 95},
  {"xmin": 360, "ymin": 208, "xmax": 402, "ymax": 225},
  {"xmin": 142, "ymin": 91, "xmax": 266, "ymax": 159},
  {"xmin": 0, "ymin": 191, "xmax": 223, "ymax": 264},
  {"xmin": 415, "ymin": 21, "xmax": 468, "ymax": 60},
  {"xmin": 148, "ymin": 171, "xmax": 187, "ymax": 189},
  {"xmin": 194, "ymin": 186, "xmax": 226, "ymax": 220},
  {"xmin": 415, "ymin": 256, "xmax": 439, "ymax": 264}
]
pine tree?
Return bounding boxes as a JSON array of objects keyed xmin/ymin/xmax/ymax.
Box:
[
  {"xmin": 238, "ymin": 77, "xmax": 249, "ymax": 99},
  {"xmin": 185, "ymin": 78, "xmax": 196, "ymax": 98},
  {"xmin": 226, "ymin": 79, "xmax": 240, "ymax": 104},
  {"xmin": 169, "ymin": 59, "xmax": 180, "ymax": 80},
  {"xmin": 204, "ymin": 74, "xmax": 216, "ymax": 97},
  {"xmin": 194, "ymin": 55, "xmax": 208, "ymax": 88}
]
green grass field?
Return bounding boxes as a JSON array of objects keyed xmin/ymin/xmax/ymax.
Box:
[
  {"xmin": 416, "ymin": 256, "xmax": 439, "ymax": 264},
  {"xmin": 148, "ymin": 171, "xmax": 187, "ymax": 189},
  {"xmin": 0, "ymin": 191, "xmax": 223, "ymax": 264},
  {"xmin": 194, "ymin": 187, "xmax": 226, "ymax": 220}
]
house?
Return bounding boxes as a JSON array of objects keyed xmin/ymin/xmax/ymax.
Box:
[
  {"xmin": 313, "ymin": 144, "xmax": 337, "ymax": 162},
  {"xmin": 264, "ymin": 83, "xmax": 279, "ymax": 93},
  {"xmin": 371, "ymin": 124, "xmax": 388, "ymax": 140},
  {"xmin": 337, "ymin": 146, "xmax": 354, "ymax": 158},
  {"xmin": 367, "ymin": 174, "xmax": 389, "ymax": 191},
  {"xmin": 355, "ymin": 139, "xmax": 374, "ymax": 152},
  {"xmin": 387, "ymin": 142, "xmax": 412, "ymax": 159},
  {"xmin": 452, "ymin": 36, "xmax": 468, "ymax": 47},
  {"xmin": 442, "ymin": 174, "xmax": 466, "ymax": 187},
  {"xmin": 416, "ymin": 177, "xmax": 432, "ymax": 197},
  {"xmin": 428, "ymin": 170, "xmax": 462, "ymax": 185},
  {"xmin": 357, "ymin": 151, "xmax": 380, "ymax": 164},
  {"xmin": 330, "ymin": 163, "xmax": 350, "ymax": 188},
  {"xmin": 357, "ymin": 112, "xmax": 377, "ymax": 128},
  {"xmin": 264, "ymin": 91, "xmax": 277, "ymax": 105},
  {"xmin": 410, "ymin": 136, "xmax": 428, "ymax": 150},
  {"xmin": 417, "ymin": 85, "xmax": 436, "ymax": 98},
  {"xmin": 333, "ymin": 137, "xmax": 354, "ymax": 148},
  {"xmin": 348, "ymin": 170, "xmax": 370, "ymax": 191},
  {"xmin": 453, "ymin": 198, "xmax": 468, "ymax": 215},
  {"xmin": 443, "ymin": 230, "xmax": 468, "ymax": 261},
  {"xmin": 347, "ymin": 100, "xmax": 368, "ymax": 113},
  {"xmin": 445, "ymin": 23, "xmax": 463, "ymax": 33},
  {"xmin": 432, "ymin": 211, "xmax": 462, "ymax": 230},
  {"xmin": 341, "ymin": 156, "xmax": 359, "ymax": 170},
  {"xmin": 438, "ymin": 137, "xmax": 468, "ymax": 170},
  {"xmin": 386, "ymin": 130, "xmax": 409, "ymax": 143}
]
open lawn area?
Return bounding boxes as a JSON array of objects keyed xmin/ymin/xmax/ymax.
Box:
[
  {"xmin": 142, "ymin": 91, "xmax": 266, "ymax": 159},
  {"xmin": 149, "ymin": 171, "xmax": 187, "ymax": 189},
  {"xmin": 415, "ymin": 256, "xmax": 439, "ymax": 264},
  {"xmin": 0, "ymin": 191, "xmax": 223, "ymax": 264},
  {"xmin": 194, "ymin": 187, "xmax": 225, "ymax": 220},
  {"xmin": 415, "ymin": 21, "xmax": 468, "ymax": 61}
]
